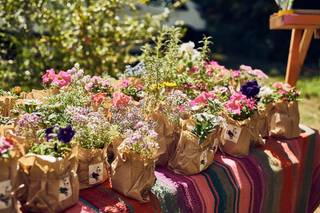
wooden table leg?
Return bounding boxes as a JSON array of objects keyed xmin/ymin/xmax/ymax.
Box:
[
  {"xmin": 285, "ymin": 29, "xmax": 314, "ymax": 86},
  {"xmin": 285, "ymin": 29, "xmax": 303, "ymax": 86}
]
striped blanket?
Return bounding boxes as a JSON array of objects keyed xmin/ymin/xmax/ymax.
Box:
[{"xmin": 66, "ymin": 125, "xmax": 320, "ymax": 213}]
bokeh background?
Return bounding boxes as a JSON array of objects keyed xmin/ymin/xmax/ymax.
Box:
[{"xmin": 0, "ymin": 0, "xmax": 319, "ymax": 128}]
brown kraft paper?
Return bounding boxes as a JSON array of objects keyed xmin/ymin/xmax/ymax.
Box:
[
  {"xmin": 220, "ymin": 116, "xmax": 262, "ymax": 157},
  {"xmin": 14, "ymin": 151, "xmax": 79, "ymax": 213},
  {"xmin": 169, "ymin": 119, "xmax": 220, "ymax": 175},
  {"xmin": 111, "ymin": 152, "xmax": 156, "ymax": 203},
  {"xmin": 149, "ymin": 111, "xmax": 177, "ymax": 166},
  {"xmin": 0, "ymin": 96, "xmax": 16, "ymax": 117},
  {"xmin": 0, "ymin": 152, "xmax": 18, "ymax": 213},
  {"xmin": 268, "ymin": 101, "xmax": 300, "ymax": 139},
  {"xmin": 77, "ymin": 146, "xmax": 109, "ymax": 189}
]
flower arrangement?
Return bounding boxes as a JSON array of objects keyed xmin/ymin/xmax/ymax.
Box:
[
  {"xmin": 29, "ymin": 125, "xmax": 75, "ymax": 157},
  {"xmin": 0, "ymin": 137, "xmax": 14, "ymax": 158},
  {"xmin": 192, "ymin": 113, "xmax": 224, "ymax": 144},
  {"xmin": 118, "ymin": 121, "xmax": 159, "ymax": 160},
  {"xmin": 272, "ymin": 82, "xmax": 300, "ymax": 102},
  {"xmin": 66, "ymin": 107, "xmax": 120, "ymax": 149},
  {"xmin": 225, "ymin": 92, "xmax": 257, "ymax": 121}
]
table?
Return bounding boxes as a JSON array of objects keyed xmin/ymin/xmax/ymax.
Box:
[
  {"xmin": 66, "ymin": 125, "xmax": 320, "ymax": 213},
  {"xmin": 270, "ymin": 12, "xmax": 320, "ymax": 86}
]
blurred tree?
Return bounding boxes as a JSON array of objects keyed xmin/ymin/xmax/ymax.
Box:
[{"xmin": 0, "ymin": 0, "xmax": 183, "ymax": 89}]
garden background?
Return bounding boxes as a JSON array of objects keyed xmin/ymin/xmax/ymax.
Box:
[{"xmin": 0, "ymin": 0, "xmax": 319, "ymax": 128}]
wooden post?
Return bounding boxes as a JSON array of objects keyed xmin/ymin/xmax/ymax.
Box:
[{"xmin": 285, "ymin": 29, "xmax": 303, "ymax": 86}]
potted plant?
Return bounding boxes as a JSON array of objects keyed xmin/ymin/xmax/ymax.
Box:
[
  {"xmin": 169, "ymin": 112, "xmax": 224, "ymax": 175},
  {"xmin": 111, "ymin": 121, "xmax": 159, "ymax": 202},
  {"xmin": 15, "ymin": 125, "xmax": 79, "ymax": 213}
]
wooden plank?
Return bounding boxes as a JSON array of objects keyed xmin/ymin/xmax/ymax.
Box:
[
  {"xmin": 298, "ymin": 29, "xmax": 314, "ymax": 67},
  {"xmin": 285, "ymin": 29, "xmax": 303, "ymax": 86},
  {"xmin": 270, "ymin": 13, "xmax": 320, "ymax": 29}
]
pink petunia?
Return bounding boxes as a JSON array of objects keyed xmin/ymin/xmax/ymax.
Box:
[
  {"xmin": 52, "ymin": 71, "xmax": 72, "ymax": 88},
  {"xmin": 42, "ymin": 69, "xmax": 56, "ymax": 85},
  {"xmin": 232, "ymin": 70, "xmax": 241, "ymax": 78},
  {"xmin": 85, "ymin": 82, "xmax": 94, "ymax": 91},
  {"xmin": 92, "ymin": 92, "xmax": 106, "ymax": 105},
  {"xmin": 190, "ymin": 91, "xmax": 215, "ymax": 107},
  {"xmin": 252, "ymin": 69, "xmax": 268, "ymax": 79},
  {"xmin": 112, "ymin": 92, "xmax": 131, "ymax": 108},
  {"xmin": 225, "ymin": 92, "xmax": 256, "ymax": 115}
]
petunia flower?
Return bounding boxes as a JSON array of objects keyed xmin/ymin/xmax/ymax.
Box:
[
  {"xmin": 240, "ymin": 80, "xmax": 260, "ymax": 98},
  {"xmin": 42, "ymin": 69, "xmax": 56, "ymax": 85},
  {"xmin": 57, "ymin": 125, "xmax": 75, "ymax": 144},
  {"xmin": 112, "ymin": 92, "xmax": 131, "ymax": 108}
]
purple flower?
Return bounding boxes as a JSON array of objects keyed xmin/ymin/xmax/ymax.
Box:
[
  {"xmin": 45, "ymin": 126, "xmax": 55, "ymax": 141},
  {"xmin": 240, "ymin": 80, "xmax": 260, "ymax": 98},
  {"xmin": 57, "ymin": 125, "xmax": 75, "ymax": 143}
]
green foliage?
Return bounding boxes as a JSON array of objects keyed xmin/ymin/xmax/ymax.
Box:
[
  {"xmin": 29, "ymin": 141, "xmax": 71, "ymax": 158},
  {"xmin": 0, "ymin": 0, "xmax": 175, "ymax": 89}
]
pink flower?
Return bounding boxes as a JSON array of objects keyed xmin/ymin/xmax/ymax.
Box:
[
  {"xmin": 91, "ymin": 76, "xmax": 102, "ymax": 84},
  {"xmin": 189, "ymin": 66, "xmax": 199, "ymax": 73},
  {"xmin": 52, "ymin": 71, "xmax": 72, "ymax": 88},
  {"xmin": 190, "ymin": 91, "xmax": 215, "ymax": 107},
  {"xmin": 42, "ymin": 69, "xmax": 56, "ymax": 85},
  {"xmin": 232, "ymin": 70, "xmax": 241, "ymax": 78},
  {"xmin": 112, "ymin": 92, "xmax": 131, "ymax": 108},
  {"xmin": 240, "ymin": 65, "xmax": 253, "ymax": 72},
  {"xmin": 252, "ymin": 69, "xmax": 268, "ymax": 79},
  {"xmin": 120, "ymin": 79, "xmax": 131, "ymax": 88},
  {"xmin": 0, "ymin": 137, "xmax": 13, "ymax": 155},
  {"xmin": 101, "ymin": 80, "xmax": 110, "ymax": 87},
  {"xmin": 92, "ymin": 93, "xmax": 106, "ymax": 105},
  {"xmin": 225, "ymin": 92, "xmax": 256, "ymax": 115},
  {"xmin": 85, "ymin": 82, "xmax": 94, "ymax": 91}
]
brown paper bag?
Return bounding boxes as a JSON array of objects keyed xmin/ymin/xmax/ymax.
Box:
[
  {"xmin": 77, "ymin": 146, "xmax": 109, "ymax": 189},
  {"xmin": 0, "ymin": 96, "xmax": 16, "ymax": 117},
  {"xmin": 269, "ymin": 101, "xmax": 300, "ymax": 139},
  {"xmin": 111, "ymin": 152, "xmax": 156, "ymax": 203},
  {"xmin": 220, "ymin": 116, "xmax": 262, "ymax": 157},
  {"xmin": 169, "ymin": 119, "xmax": 220, "ymax": 175},
  {"xmin": 14, "ymin": 151, "xmax": 79, "ymax": 213},
  {"xmin": 149, "ymin": 111, "xmax": 177, "ymax": 166},
  {"xmin": 0, "ymin": 153, "xmax": 18, "ymax": 213},
  {"xmin": 5, "ymin": 131, "xmax": 34, "ymax": 156},
  {"xmin": 0, "ymin": 125, "xmax": 15, "ymax": 137}
]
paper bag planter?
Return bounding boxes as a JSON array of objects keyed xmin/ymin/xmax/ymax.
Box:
[
  {"xmin": 169, "ymin": 115, "xmax": 222, "ymax": 175},
  {"xmin": 267, "ymin": 82, "xmax": 300, "ymax": 139},
  {"xmin": 77, "ymin": 146, "xmax": 110, "ymax": 189},
  {"xmin": 0, "ymin": 137, "xmax": 18, "ymax": 213},
  {"xmin": 111, "ymin": 121, "xmax": 158, "ymax": 202},
  {"xmin": 15, "ymin": 152, "xmax": 79, "ymax": 213}
]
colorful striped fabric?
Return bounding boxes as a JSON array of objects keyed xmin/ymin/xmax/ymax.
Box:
[{"xmin": 66, "ymin": 125, "xmax": 320, "ymax": 213}]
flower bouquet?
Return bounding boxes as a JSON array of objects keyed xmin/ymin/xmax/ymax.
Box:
[
  {"xmin": 67, "ymin": 107, "xmax": 119, "ymax": 189},
  {"xmin": 15, "ymin": 125, "xmax": 79, "ymax": 213},
  {"xmin": 0, "ymin": 137, "xmax": 18, "ymax": 213},
  {"xmin": 220, "ymin": 90, "xmax": 263, "ymax": 156},
  {"xmin": 268, "ymin": 82, "xmax": 300, "ymax": 138},
  {"xmin": 111, "ymin": 121, "xmax": 159, "ymax": 202},
  {"xmin": 169, "ymin": 112, "xmax": 224, "ymax": 175}
]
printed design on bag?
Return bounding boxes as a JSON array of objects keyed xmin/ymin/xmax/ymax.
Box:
[
  {"xmin": 224, "ymin": 124, "xmax": 242, "ymax": 144},
  {"xmin": 89, "ymin": 162, "xmax": 103, "ymax": 185},
  {"xmin": 199, "ymin": 151, "xmax": 208, "ymax": 171},
  {"xmin": 59, "ymin": 177, "xmax": 72, "ymax": 202},
  {"xmin": 0, "ymin": 180, "xmax": 12, "ymax": 209}
]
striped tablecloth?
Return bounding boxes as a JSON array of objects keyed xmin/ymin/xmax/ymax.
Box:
[{"xmin": 66, "ymin": 125, "xmax": 320, "ymax": 213}]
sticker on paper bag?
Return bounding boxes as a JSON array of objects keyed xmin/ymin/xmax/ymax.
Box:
[
  {"xmin": 199, "ymin": 151, "xmax": 208, "ymax": 171},
  {"xmin": 224, "ymin": 124, "xmax": 242, "ymax": 143},
  {"xmin": 0, "ymin": 180, "xmax": 12, "ymax": 209},
  {"xmin": 59, "ymin": 177, "xmax": 72, "ymax": 202},
  {"xmin": 89, "ymin": 162, "xmax": 103, "ymax": 185}
]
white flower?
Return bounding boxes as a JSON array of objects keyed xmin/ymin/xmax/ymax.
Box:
[
  {"xmin": 259, "ymin": 86, "xmax": 273, "ymax": 98},
  {"xmin": 179, "ymin": 41, "xmax": 196, "ymax": 54},
  {"xmin": 192, "ymin": 49, "xmax": 201, "ymax": 60}
]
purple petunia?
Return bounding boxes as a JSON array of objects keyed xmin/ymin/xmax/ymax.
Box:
[
  {"xmin": 57, "ymin": 125, "xmax": 75, "ymax": 144},
  {"xmin": 240, "ymin": 80, "xmax": 260, "ymax": 98}
]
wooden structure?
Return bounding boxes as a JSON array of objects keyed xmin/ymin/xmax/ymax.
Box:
[{"xmin": 270, "ymin": 12, "xmax": 320, "ymax": 86}]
